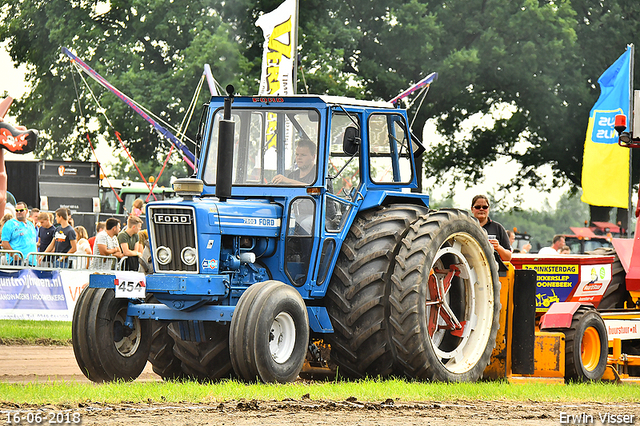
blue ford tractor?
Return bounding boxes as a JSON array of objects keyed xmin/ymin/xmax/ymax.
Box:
[{"xmin": 73, "ymin": 87, "xmax": 501, "ymax": 383}]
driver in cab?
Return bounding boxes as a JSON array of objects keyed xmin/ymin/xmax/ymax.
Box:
[{"xmin": 271, "ymin": 139, "xmax": 316, "ymax": 185}]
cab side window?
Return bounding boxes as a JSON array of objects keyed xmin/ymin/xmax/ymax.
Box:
[{"xmin": 368, "ymin": 114, "xmax": 412, "ymax": 183}]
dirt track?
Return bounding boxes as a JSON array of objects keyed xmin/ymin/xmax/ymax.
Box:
[
  {"xmin": 1, "ymin": 345, "xmax": 639, "ymax": 425},
  {"xmin": 0, "ymin": 345, "xmax": 160, "ymax": 383}
]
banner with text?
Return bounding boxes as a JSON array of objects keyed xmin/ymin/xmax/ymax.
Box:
[
  {"xmin": 256, "ymin": 0, "xmax": 296, "ymax": 97},
  {"xmin": 0, "ymin": 269, "xmax": 89, "ymax": 321},
  {"xmin": 256, "ymin": 0, "xmax": 298, "ymax": 161},
  {"xmin": 581, "ymin": 47, "xmax": 632, "ymax": 208}
]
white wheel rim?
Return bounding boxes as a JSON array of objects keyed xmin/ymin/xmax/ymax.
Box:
[
  {"xmin": 113, "ymin": 307, "xmax": 142, "ymax": 357},
  {"xmin": 269, "ymin": 312, "xmax": 296, "ymax": 364},
  {"xmin": 425, "ymin": 233, "xmax": 494, "ymax": 374}
]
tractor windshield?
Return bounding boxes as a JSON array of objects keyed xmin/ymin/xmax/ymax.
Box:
[{"xmin": 202, "ymin": 108, "xmax": 320, "ymax": 186}]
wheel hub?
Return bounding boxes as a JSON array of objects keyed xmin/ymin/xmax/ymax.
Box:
[
  {"xmin": 269, "ymin": 312, "xmax": 296, "ymax": 364},
  {"xmin": 427, "ymin": 264, "xmax": 465, "ymax": 337},
  {"xmin": 424, "ymin": 236, "xmax": 492, "ymax": 373},
  {"xmin": 113, "ymin": 307, "xmax": 142, "ymax": 357},
  {"xmin": 581, "ymin": 326, "xmax": 601, "ymax": 372}
]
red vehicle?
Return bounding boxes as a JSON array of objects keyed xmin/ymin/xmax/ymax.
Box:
[{"xmin": 563, "ymin": 225, "xmax": 614, "ymax": 254}]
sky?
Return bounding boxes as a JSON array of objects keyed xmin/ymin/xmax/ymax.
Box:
[
  {"xmin": 0, "ymin": 42, "xmax": 29, "ymax": 110},
  {"xmin": 0, "ymin": 43, "xmax": 572, "ymax": 211},
  {"xmin": 0, "ymin": 42, "xmax": 119, "ymax": 166}
]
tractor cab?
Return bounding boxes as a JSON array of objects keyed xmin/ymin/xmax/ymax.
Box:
[{"xmin": 154, "ymin": 94, "xmax": 428, "ymax": 298}]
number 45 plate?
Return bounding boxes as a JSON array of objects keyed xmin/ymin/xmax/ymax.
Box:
[{"xmin": 114, "ymin": 271, "xmax": 146, "ymax": 299}]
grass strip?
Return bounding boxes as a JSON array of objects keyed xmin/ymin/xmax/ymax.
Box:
[
  {"xmin": 0, "ymin": 320, "xmax": 71, "ymax": 345},
  {"xmin": 1, "ymin": 378, "xmax": 639, "ymax": 405}
]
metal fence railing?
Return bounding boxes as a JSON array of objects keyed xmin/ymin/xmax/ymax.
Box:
[{"xmin": 0, "ymin": 250, "xmax": 120, "ymax": 271}]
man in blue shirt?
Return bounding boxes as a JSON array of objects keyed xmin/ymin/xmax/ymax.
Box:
[{"xmin": 1, "ymin": 201, "xmax": 37, "ymax": 265}]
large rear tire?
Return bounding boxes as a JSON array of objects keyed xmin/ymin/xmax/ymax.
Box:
[
  {"xmin": 389, "ymin": 209, "xmax": 501, "ymax": 382},
  {"xmin": 73, "ymin": 288, "xmax": 151, "ymax": 382},
  {"xmin": 325, "ymin": 204, "xmax": 428, "ymax": 378},
  {"xmin": 148, "ymin": 321, "xmax": 184, "ymax": 380},
  {"xmin": 230, "ymin": 281, "xmax": 309, "ymax": 383},
  {"xmin": 588, "ymin": 247, "xmax": 629, "ymax": 309},
  {"xmin": 553, "ymin": 306, "xmax": 607, "ymax": 382},
  {"xmin": 168, "ymin": 321, "xmax": 234, "ymax": 381}
]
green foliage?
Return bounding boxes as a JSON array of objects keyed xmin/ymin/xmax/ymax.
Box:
[
  {"xmin": 1, "ymin": 0, "xmax": 639, "ymax": 197},
  {"xmin": 491, "ymin": 191, "xmax": 590, "ymax": 249},
  {"xmin": 429, "ymin": 195, "xmax": 455, "ymax": 209},
  {"xmin": 0, "ymin": 0, "xmax": 244, "ymax": 162}
]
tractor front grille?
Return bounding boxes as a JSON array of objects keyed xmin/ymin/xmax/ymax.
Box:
[{"xmin": 148, "ymin": 206, "xmax": 198, "ymax": 273}]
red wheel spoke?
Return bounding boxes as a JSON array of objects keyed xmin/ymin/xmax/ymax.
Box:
[
  {"xmin": 427, "ymin": 305, "xmax": 441, "ymax": 337},
  {"xmin": 441, "ymin": 265, "xmax": 460, "ymax": 295},
  {"xmin": 438, "ymin": 299, "xmax": 461, "ymax": 329},
  {"xmin": 426, "ymin": 265, "xmax": 463, "ymax": 337},
  {"xmin": 450, "ymin": 321, "xmax": 466, "ymax": 337},
  {"xmin": 428, "ymin": 272, "xmax": 441, "ymax": 300}
]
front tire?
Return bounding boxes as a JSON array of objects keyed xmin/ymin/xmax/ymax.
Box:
[
  {"xmin": 389, "ymin": 209, "xmax": 501, "ymax": 382},
  {"xmin": 73, "ymin": 288, "xmax": 151, "ymax": 382},
  {"xmin": 554, "ymin": 306, "xmax": 608, "ymax": 382},
  {"xmin": 72, "ymin": 287, "xmax": 108, "ymax": 382},
  {"xmin": 230, "ymin": 281, "xmax": 309, "ymax": 383}
]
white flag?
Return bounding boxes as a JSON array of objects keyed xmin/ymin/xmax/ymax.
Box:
[{"xmin": 256, "ymin": 0, "xmax": 297, "ymax": 95}]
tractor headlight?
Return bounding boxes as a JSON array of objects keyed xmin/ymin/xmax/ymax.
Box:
[
  {"xmin": 156, "ymin": 246, "xmax": 172, "ymax": 265},
  {"xmin": 181, "ymin": 247, "xmax": 197, "ymax": 266}
]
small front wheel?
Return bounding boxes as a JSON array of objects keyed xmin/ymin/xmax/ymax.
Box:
[
  {"xmin": 73, "ymin": 288, "xmax": 151, "ymax": 382},
  {"xmin": 552, "ymin": 306, "xmax": 608, "ymax": 382},
  {"xmin": 230, "ymin": 281, "xmax": 309, "ymax": 383}
]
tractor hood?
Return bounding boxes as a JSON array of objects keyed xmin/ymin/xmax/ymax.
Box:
[{"xmin": 212, "ymin": 199, "xmax": 282, "ymax": 238}]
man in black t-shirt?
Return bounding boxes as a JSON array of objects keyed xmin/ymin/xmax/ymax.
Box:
[
  {"xmin": 272, "ymin": 139, "xmax": 317, "ymax": 185},
  {"xmin": 37, "ymin": 212, "xmax": 55, "ymax": 252},
  {"xmin": 44, "ymin": 208, "xmax": 77, "ymax": 267},
  {"xmin": 118, "ymin": 216, "xmax": 142, "ymax": 271}
]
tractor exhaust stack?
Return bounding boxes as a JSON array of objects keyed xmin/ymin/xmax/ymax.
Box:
[{"xmin": 216, "ymin": 85, "xmax": 235, "ymax": 201}]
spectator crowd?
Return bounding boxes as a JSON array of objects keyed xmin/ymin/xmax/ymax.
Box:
[{"xmin": 0, "ymin": 199, "xmax": 149, "ymax": 271}]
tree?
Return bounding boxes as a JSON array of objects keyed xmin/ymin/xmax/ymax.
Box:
[
  {"xmin": 295, "ymin": 0, "xmax": 640, "ymax": 204},
  {"xmin": 491, "ymin": 190, "xmax": 592, "ymax": 249},
  {"xmin": 320, "ymin": 1, "xmax": 617, "ymax": 190},
  {"xmin": 0, "ymin": 0, "xmax": 246, "ymax": 164},
  {"xmin": 2, "ymin": 0, "xmax": 640, "ymax": 207},
  {"xmin": 109, "ymin": 155, "xmax": 188, "ymax": 188}
]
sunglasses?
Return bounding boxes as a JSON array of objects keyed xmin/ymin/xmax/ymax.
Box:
[
  {"xmin": 15, "ymin": 208, "xmax": 27, "ymax": 212},
  {"xmin": 473, "ymin": 205, "xmax": 489, "ymax": 210}
]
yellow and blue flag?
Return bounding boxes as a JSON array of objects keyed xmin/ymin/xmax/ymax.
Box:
[{"xmin": 581, "ymin": 47, "xmax": 632, "ymax": 208}]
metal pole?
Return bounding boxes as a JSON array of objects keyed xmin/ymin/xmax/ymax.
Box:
[
  {"xmin": 628, "ymin": 43, "xmax": 635, "ymax": 237},
  {"xmin": 292, "ymin": 0, "xmax": 299, "ymax": 95}
]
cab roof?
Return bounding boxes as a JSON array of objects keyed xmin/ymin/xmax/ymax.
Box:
[{"xmin": 219, "ymin": 94, "xmax": 396, "ymax": 109}]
